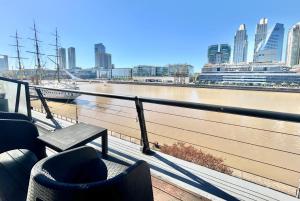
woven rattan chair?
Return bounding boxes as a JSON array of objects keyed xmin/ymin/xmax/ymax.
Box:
[{"xmin": 27, "ymin": 146, "xmax": 154, "ymax": 201}]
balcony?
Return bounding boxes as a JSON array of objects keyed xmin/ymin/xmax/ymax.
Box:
[{"xmin": 0, "ymin": 76, "xmax": 300, "ymax": 200}]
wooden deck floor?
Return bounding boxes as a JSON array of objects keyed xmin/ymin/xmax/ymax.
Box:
[{"xmin": 33, "ymin": 111, "xmax": 299, "ymax": 201}]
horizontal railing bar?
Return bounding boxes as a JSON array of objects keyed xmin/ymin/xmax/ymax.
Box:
[
  {"xmin": 146, "ymin": 120, "xmax": 300, "ymax": 155},
  {"xmin": 31, "ymin": 85, "xmax": 300, "ymax": 123},
  {"xmin": 143, "ymin": 108, "xmax": 300, "ymax": 138},
  {"xmin": 147, "ymin": 131, "xmax": 300, "ymax": 174},
  {"xmin": 139, "ymin": 97, "xmax": 300, "ymax": 123},
  {"xmin": 0, "ymin": 76, "xmax": 28, "ymax": 85},
  {"xmin": 30, "ymin": 85, "xmax": 136, "ymax": 101}
]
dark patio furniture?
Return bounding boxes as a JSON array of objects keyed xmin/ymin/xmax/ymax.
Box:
[
  {"xmin": 0, "ymin": 113, "xmax": 46, "ymax": 201},
  {"xmin": 27, "ymin": 146, "xmax": 154, "ymax": 201},
  {"xmin": 0, "ymin": 111, "xmax": 31, "ymax": 121},
  {"xmin": 37, "ymin": 123, "xmax": 108, "ymax": 157}
]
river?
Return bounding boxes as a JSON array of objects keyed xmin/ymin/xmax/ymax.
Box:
[{"xmin": 32, "ymin": 82, "xmax": 300, "ymax": 194}]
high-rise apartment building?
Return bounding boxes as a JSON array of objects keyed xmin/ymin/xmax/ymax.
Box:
[
  {"xmin": 0, "ymin": 55, "xmax": 8, "ymax": 71},
  {"xmin": 68, "ymin": 47, "xmax": 76, "ymax": 69},
  {"xmin": 220, "ymin": 44, "xmax": 231, "ymax": 63},
  {"xmin": 233, "ymin": 24, "xmax": 248, "ymax": 63},
  {"xmin": 286, "ymin": 22, "xmax": 300, "ymax": 67},
  {"xmin": 208, "ymin": 45, "xmax": 219, "ymax": 64},
  {"xmin": 95, "ymin": 43, "xmax": 112, "ymax": 69},
  {"xmin": 254, "ymin": 18, "xmax": 268, "ymax": 58},
  {"xmin": 253, "ymin": 23, "xmax": 284, "ymax": 63},
  {"xmin": 58, "ymin": 48, "xmax": 67, "ymax": 69},
  {"xmin": 207, "ymin": 44, "xmax": 231, "ymax": 64}
]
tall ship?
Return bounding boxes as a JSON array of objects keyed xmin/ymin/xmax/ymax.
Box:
[{"xmin": 27, "ymin": 23, "xmax": 80, "ymax": 102}]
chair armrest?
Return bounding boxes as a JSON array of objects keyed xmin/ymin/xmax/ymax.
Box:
[
  {"xmin": 0, "ymin": 119, "xmax": 46, "ymax": 159},
  {"xmin": 121, "ymin": 160, "xmax": 154, "ymax": 201}
]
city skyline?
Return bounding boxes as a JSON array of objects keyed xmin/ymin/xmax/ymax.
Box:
[{"xmin": 0, "ymin": 0, "xmax": 300, "ymax": 71}]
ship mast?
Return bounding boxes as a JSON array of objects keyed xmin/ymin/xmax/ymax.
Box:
[
  {"xmin": 27, "ymin": 22, "xmax": 43, "ymax": 85},
  {"xmin": 54, "ymin": 28, "xmax": 60, "ymax": 83},
  {"xmin": 48, "ymin": 28, "xmax": 61, "ymax": 83},
  {"xmin": 9, "ymin": 30, "xmax": 27, "ymax": 80}
]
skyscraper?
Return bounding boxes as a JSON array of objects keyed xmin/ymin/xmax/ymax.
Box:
[
  {"xmin": 94, "ymin": 43, "xmax": 112, "ymax": 69},
  {"xmin": 58, "ymin": 48, "xmax": 66, "ymax": 69},
  {"xmin": 68, "ymin": 47, "xmax": 76, "ymax": 69},
  {"xmin": 286, "ymin": 22, "xmax": 300, "ymax": 67},
  {"xmin": 233, "ymin": 24, "xmax": 248, "ymax": 63},
  {"xmin": 207, "ymin": 45, "xmax": 219, "ymax": 64},
  {"xmin": 0, "ymin": 55, "xmax": 8, "ymax": 71},
  {"xmin": 253, "ymin": 23, "xmax": 284, "ymax": 63},
  {"xmin": 254, "ymin": 18, "xmax": 268, "ymax": 59},
  {"xmin": 220, "ymin": 44, "xmax": 231, "ymax": 63},
  {"xmin": 207, "ymin": 44, "xmax": 231, "ymax": 64}
]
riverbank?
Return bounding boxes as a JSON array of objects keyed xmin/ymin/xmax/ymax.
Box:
[{"xmin": 78, "ymin": 80, "xmax": 300, "ymax": 93}]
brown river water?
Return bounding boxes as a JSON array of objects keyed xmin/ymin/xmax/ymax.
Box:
[{"xmin": 32, "ymin": 83, "xmax": 300, "ymax": 193}]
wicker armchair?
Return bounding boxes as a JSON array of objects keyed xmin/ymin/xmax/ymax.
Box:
[
  {"xmin": 0, "ymin": 112, "xmax": 46, "ymax": 201},
  {"xmin": 27, "ymin": 146, "xmax": 154, "ymax": 201}
]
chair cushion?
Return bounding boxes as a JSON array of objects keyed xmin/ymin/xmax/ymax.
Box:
[
  {"xmin": 40, "ymin": 147, "xmax": 108, "ymax": 184},
  {"xmin": 0, "ymin": 149, "xmax": 38, "ymax": 201},
  {"xmin": 62, "ymin": 158, "xmax": 107, "ymax": 183}
]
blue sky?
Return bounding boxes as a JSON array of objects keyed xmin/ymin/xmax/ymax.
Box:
[{"xmin": 0, "ymin": 0, "xmax": 299, "ymax": 72}]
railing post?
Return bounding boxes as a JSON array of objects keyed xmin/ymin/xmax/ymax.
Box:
[
  {"xmin": 135, "ymin": 96, "xmax": 154, "ymax": 155},
  {"xmin": 24, "ymin": 83, "xmax": 32, "ymax": 120},
  {"xmin": 14, "ymin": 83, "xmax": 21, "ymax": 112},
  {"xmin": 35, "ymin": 88, "xmax": 53, "ymax": 119},
  {"xmin": 75, "ymin": 104, "xmax": 79, "ymax": 124},
  {"xmin": 296, "ymin": 180, "xmax": 300, "ymax": 198}
]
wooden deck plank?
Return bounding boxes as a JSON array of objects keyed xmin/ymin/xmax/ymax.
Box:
[{"xmin": 89, "ymin": 136, "xmax": 298, "ymax": 201}]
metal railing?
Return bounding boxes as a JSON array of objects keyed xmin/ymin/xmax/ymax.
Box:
[
  {"xmin": 0, "ymin": 77, "xmax": 32, "ymax": 119},
  {"xmin": 31, "ymin": 85, "xmax": 300, "ymax": 149},
  {"xmin": 26, "ymin": 84, "xmax": 300, "ymax": 195},
  {"xmin": 2, "ymin": 76, "xmax": 300, "ymax": 195}
]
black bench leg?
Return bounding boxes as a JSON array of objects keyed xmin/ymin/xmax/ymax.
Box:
[{"xmin": 102, "ymin": 130, "xmax": 108, "ymax": 158}]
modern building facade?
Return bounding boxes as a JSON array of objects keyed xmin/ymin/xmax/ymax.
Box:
[
  {"xmin": 168, "ymin": 64, "xmax": 194, "ymax": 77},
  {"xmin": 0, "ymin": 55, "xmax": 8, "ymax": 71},
  {"xmin": 132, "ymin": 65, "xmax": 157, "ymax": 77},
  {"xmin": 94, "ymin": 43, "xmax": 112, "ymax": 69},
  {"xmin": 233, "ymin": 24, "xmax": 248, "ymax": 63},
  {"xmin": 208, "ymin": 45, "xmax": 219, "ymax": 64},
  {"xmin": 207, "ymin": 44, "xmax": 231, "ymax": 64},
  {"xmin": 68, "ymin": 47, "xmax": 76, "ymax": 69},
  {"xmin": 112, "ymin": 68, "xmax": 132, "ymax": 79},
  {"xmin": 220, "ymin": 44, "xmax": 231, "ymax": 63},
  {"xmin": 58, "ymin": 48, "xmax": 67, "ymax": 69},
  {"xmin": 254, "ymin": 18, "xmax": 268, "ymax": 57},
  {"xmin": 286, "ymin": 22, "xmax": 300, "ymax": 67},
  {"xmin": 253, "ymin": 23, "xmax": 285, "ymax": 63},
  {"xmin": 133, "ymin": 65, "xmax": 194, "ymax": 77},
  {"xmin": 199, "ymin": 63, "xmax": 297, "ymax": 85}
]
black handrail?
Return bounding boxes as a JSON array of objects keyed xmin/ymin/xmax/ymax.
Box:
[
  {"xmin": 0, "ymin": 77, "xmax": 32, "ymax": 119},
  {"xmin": 32, "ymin": 85, "xmax": 300, "ymax": 123}
]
